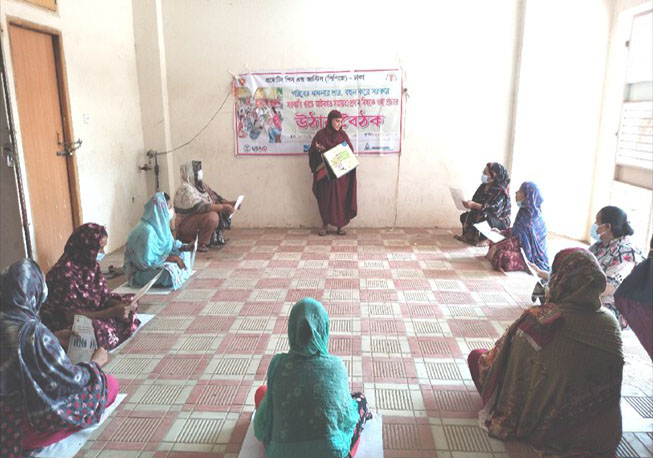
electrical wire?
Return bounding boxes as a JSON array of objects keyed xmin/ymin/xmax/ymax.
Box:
[{"xmin": 155, "ymin": 86, "xmax": 232, "ymax": 156}]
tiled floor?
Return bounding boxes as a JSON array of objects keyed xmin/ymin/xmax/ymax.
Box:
[{"xmin": 82, "ymin": 228, "xmax": 653, "ymax": 458}]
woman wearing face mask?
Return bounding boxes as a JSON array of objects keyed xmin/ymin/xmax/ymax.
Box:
[
  {"xmin": 40, "ymin": 223, "xmax": 141, "ymax": 350},
  {"xmin": 486, "ymin": 182, "xmax": 550, "ymax": 272},
  {"xmin": 588, "ymin": 206, "xmax": 644, "ymax": 326},
  {"xmin": 124, "ymin": 192, "xmax": 195, "ymax": 291},
  {"xmin": 455, "ymin": 162, "xmax": 511, "ymax": 246},
  {"xmin": 174, "ymin": 161, "xmax": 234, "ymax": 251}
]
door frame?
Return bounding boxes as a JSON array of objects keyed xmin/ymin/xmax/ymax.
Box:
[{"xmin": 6, "ymin": 17, "xmax": 83, "ymax": 231}]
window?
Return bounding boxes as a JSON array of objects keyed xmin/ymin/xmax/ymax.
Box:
[{"xmin": 616, "ymin": 11, "xmax": 652, "ymax": 171}]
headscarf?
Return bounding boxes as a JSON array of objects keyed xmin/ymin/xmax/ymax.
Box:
[
  {"xmin": 548, "ymin": 249, "xmax": 607, "ymax": 312},
  {"xmin": 124, "ymin": 192, "xmax": 175, "ymax": 272},
  {"xmin": 511, "ymin": 182, "xmax": 550, "ymax": 271},
  {"xmin": 41, "ymin": 224, "xmax": 115, "ymax": 330},
  {"xmin": 173, "ymin": 161, "xmax": 212, "ymax": 214},
  {"xmin": 308, "ymin": 110, "xmax": 354, "ymax": 173},
  {"xmin": 254, "ymin": 298, "xmax": 359, "ymax": 458},
  {"xmin": 486, "ymin": 162, "xmax": 510, "ymax": 196},
  {"xmin": 0, "ymin": 259, "xmax": 107, "ymax": 427}
]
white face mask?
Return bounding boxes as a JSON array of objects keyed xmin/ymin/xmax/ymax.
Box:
[
  {"xmin": 168, "ymin": 208, "xmax": 175, "ymax": 221},
  {"xmin": 97, "ymin": 252, "xmax": 106, "ymax": 262},
  {"xmin": 481, "ymin": 174, "xmax": 489, "ymax": 184},
  {"xmin": 196, "ymin": 170, "xmax": 203, "ymax": 182}
]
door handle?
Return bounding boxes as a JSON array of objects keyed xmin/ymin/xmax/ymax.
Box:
[{"xmin": 56, "ymin": 134, "xmax": 82, "ymax": 157}]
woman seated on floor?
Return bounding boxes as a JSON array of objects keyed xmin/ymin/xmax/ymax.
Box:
[
  {"xmin": 173, "ymin": 161, "xmax": 234, "ymax": 252},
  {"xmin": 615, "ymin": 236, "xmax": 652, "ymax": 359},
  {"xmin": 455, "ymin": 162, "xmax": 511, "ymax": 246},
  {"xmin": 40, "ymin": 223, "xmax": 141, "ymax": 351},
  {"xmin": 486, "ymin": 181, "xmax": 550, "ymax": 272},
  {"xmin": 190, "ymin": 160, "xmax": 238, "ymax": 245},
  {"xmin": 124, "ymin": 192, "xmax": 194, "ymax": 290},
  {"xmin": 468, "ymin": 248, "xmax": 623, "ymax": 456},
  {"xmin": 254, "ymin": 298, "xmax": 372, "ymax": 458},
  {"xmin": 0, "ymin": 259, "xmax": 118, "ymax": 457},
  {"xmin": 588, "ymin": 205, "xmax": 644, "ymax": 326}
]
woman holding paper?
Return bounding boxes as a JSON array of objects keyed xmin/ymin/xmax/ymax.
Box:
[
  {"xmin": 309, "ymin": 110, "xmax": 357, "ymax": 236},
  {"xmin": 41, "ymin": 223, "xmax": 141, "ymax": 351},
  {"xmin": 456, "ymin": 162, "xmax": 511, "ymax": 246},
  {"xmin": 486, "ymin": 181, "xmax": 550, "ymax": 272},
  {"xmin": 125, "ymin": 192, "xmax": 195, "ymax": 291},
  {"xmin": 174, "ymin": 161, "xmax": 235, "ymax": 249},
  {"xmin": 0, "ymin": 259, "xmax": 119, "ymax": 456}
]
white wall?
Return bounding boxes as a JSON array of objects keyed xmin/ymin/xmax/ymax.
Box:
[
  {"xmin": 160, "ymin": 0, "xmax": 521, "ymax": 228},
  {"xmin": 510, "ymin": 0, "xmax": 615, "ymax": 241},
  {"xmin": 0, "ymin": 0, "xmax": 148, "ymax": 254}
]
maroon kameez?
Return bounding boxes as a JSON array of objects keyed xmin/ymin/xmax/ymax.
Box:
[{"xmin": 308, "ymin": 110, "xmax": 358, "ymax": 228}]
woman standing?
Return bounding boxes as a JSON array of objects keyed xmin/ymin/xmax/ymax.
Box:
[{"xmin": 308, "ymin": 110, "xmax": 357, "ymax": 236}]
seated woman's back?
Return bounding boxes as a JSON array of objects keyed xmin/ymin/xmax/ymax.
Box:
[
  {"xmin": 477, "ymin": 249, "xmax": 624, "ymax": 456},
  {"xmin": 254, "ymin": 299, "xmax": 359, "ymax": 458}
]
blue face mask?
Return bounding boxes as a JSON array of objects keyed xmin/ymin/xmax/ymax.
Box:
[
  {"xmin": 481, "ymin": 174, "xmax": 489, "ymax": 184},
  {"xmin": 516, "ymin": 200, "xmax": 524, "ymax": 208},
  {"xmin": 97, "ymin": 252, "xmax": 106, "ymax": 262},
  {"xmin": 590, "ymin": 223, "xmax": 603, "ymax": 241}
]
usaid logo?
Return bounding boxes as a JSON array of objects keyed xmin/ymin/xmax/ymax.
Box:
[{"xmin": 243, "ymin": 144, "xmax": 251, "ymax": 152}]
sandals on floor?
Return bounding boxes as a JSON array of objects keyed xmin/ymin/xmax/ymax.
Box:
[
  {"xmin": 318, "ymin": 228, "xmax": 328, "ymax": 236},
  {"xmin": 336, "ymin": 228, "xmax": 347, "ymax": 236},
  {"xmin": 197, "ymin": 244, "xmax": 209, "ymax": 253}
]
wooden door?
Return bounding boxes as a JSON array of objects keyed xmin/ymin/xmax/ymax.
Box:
[{"xmin": 9, "ymin": 24, "xmax": 74, "ymax": 272}]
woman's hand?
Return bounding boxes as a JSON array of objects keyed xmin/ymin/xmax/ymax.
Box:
[
  {"xmin": 90, "ymin": 347, "xmax": 109, "ymax": 367},
  {"xmin": 54, "ymin": 329, "xmax": 77, "ymax": 347},
  {"xmin": 462, "ymin": 200, "xmax": 472, "ymax": 209},
  {"xmin": 108, "ymin": 302, "xmax": 132, "ymax": 319},
  {"xmin": 315, "ymin": 142, "xmax": 326, "ymax": 152},
  {"xmin": 527, "ymin": 261, "xmax": 549, "ymax": 280},
  {"xmin": 166, "ymin": 255, "xmax": 186, "ymax": 270},
  {"xmin": 183, "ymin": 241, "xmax": 196, "ymax": 252}
]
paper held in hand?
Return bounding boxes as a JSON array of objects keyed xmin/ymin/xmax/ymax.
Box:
[
  {"xmin": 322, "ymin": 142, "xmax": 359, "ymax": 179},
  {"xmin": 228, "ymin": 195, "xmax": 245, "ymax": 220},
  {"xmin": 473, "ymin": 221, "xmax": 506, "ymax": 243},
  {"xmin": 190, "ymin": 233, "xmax": 199, "ymax": 267},
  {"xmin": 449, "ymin": 187, "xmax": 467, "ymax": 211},
  {"xmin": 67, "ymin": 315, "xmax": 97, "ymax": 364}
]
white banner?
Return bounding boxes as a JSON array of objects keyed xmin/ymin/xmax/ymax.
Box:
[{"xmin": 234, "ymin": 69, "xmax": 402, "ymax": 155}]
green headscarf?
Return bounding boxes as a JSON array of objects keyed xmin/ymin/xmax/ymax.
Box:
[{"xmin": 254, "ymin": 298, "xmax": 359, "ymax": 458}]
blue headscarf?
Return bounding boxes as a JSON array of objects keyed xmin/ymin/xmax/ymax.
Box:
[
  {"xmin": 254, "ymin": 298, "xmax": 359, "ymax": 458},
  {"xmin": 512, "ymin": 182, "xmax": 550, "ymax": 271},
  {"xmin": 0, "ymin": 259, "xmax": 107, "ymax": 427},
  {"xmin": 125, "ymin": 192, "xmax": 174, "ymax": 272}
]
